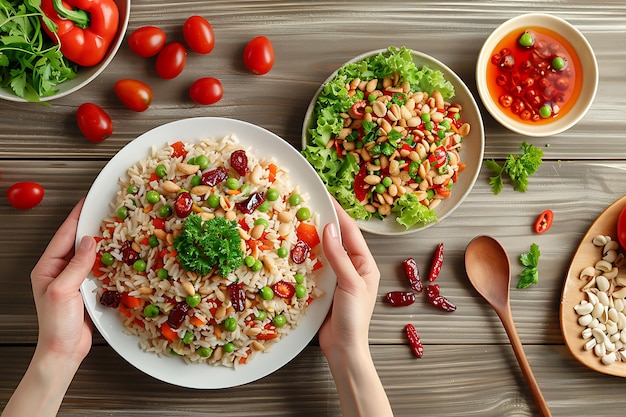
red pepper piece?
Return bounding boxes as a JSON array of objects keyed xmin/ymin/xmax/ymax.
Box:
[
  {"xmin": 405, "ymin": 324, "xmax": 423, "ymax": 358},
  {"xmin": 349, "ymin": 101, "xmax": 367, "ymax": 119},
  {"xmin": 385, "ymin": 291, "xmax": 416, "ymax": 307},
  {"xmin": 41, "ymin": 0, "xmax": 120, "ymax": 67},
  {"xmin": 272, "ymin": 280, "xmax": 296, "ymax": 299},
  {"xmin": 354, "ymin": 164, "xmax": 369, "ymax": 202},
  {"xmin": 533, "ymin": 209, "xmax": 554, "ymax": 234},
  {"xmin": 428, "ymin": 242, "xmax": 444, "ymax": 282},
  {"xmin": 402, "ymin": 257, "xmax": 423, "ymax": 292}
]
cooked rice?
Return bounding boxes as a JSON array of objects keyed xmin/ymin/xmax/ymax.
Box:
[{"xmin": 93, "ymin": 135, "xmax": 323, "ymax": 367}]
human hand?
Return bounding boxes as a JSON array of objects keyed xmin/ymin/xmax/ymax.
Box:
[
  {"xmin": 30, "ymin": 199, "xmax": 96, "ymax": 366},
  {"xmin": 318, "ymin": 199, "xmax": 381, "ymax": 356}
]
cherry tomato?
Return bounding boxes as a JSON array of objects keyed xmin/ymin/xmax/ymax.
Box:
[
  {"xmin": 189, "ymin": 77, "xmax": 223, "ymax": 105},
  {"xmin": 617, "ymin": 206, "xmax": 626, "ymax": 249},
  {"xmin": 533, "ymin": 209, "xmax": 554, "ymax": 234},
  {"xmin": 128, "ymin": 26, "xmax": 166, "ymax": 58},
  {"xmin": 155, "ymin": 42, "xmax": 187, "ymax": 79},
  {"xmin": 243, "ymin": 35, "xmax": 274, "ymax": 75},
  {"xmin": 7, "ymin": 181, "xmax": 44, "ymax": 210},
  {"xmin": 76, "ymin": 103, "xmax": 113, "ymax": 142},
  {"xmin": 114, "ymin": 79, "xmax": 153, "ymax": 112},
  {"xmin": 182, "ymin": 16, "xmax": 215, "ymax": 54}
]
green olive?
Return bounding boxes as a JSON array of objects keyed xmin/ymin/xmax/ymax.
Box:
[
  {"xmin": 552, "ymin": 56, "xmax": 567, "ymax": 70},
  {"xmin": 519, "ymin": 31, "xmax": 535, "ymax": 48}
]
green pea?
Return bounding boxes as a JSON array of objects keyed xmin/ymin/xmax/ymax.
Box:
[
  {"xmin": 421, "ymin": 112, "xmax": 431, "ymax": 123},
  {"xmin": 288, "ymin": 193, "xmax": 302, "ymax": 206},
  {"xmin": 226, "ymin": 177, "xmax": 240, "ymax": 190},
  {"xmin": 375, "ymin": 183, "xmax": 386, "ymax": 194},
  {"xmin": 266, "ymin": 188, "xmax": 280, "ymax": 201},
  {"xmin": 197, "ymin": 347, "xmax": 213, "ymax": 357},
  {"xmin": 190, "ymin": 175, "xmax": 202, "ymax": 187},
  {"xmin": 224, "ymin": 317, "xmax": 238, "ymax": 332},
  {"xmin": 223, "ymin": 342, "xmax": 235, "ymax": 353},
  {"xmin": 146, "ymin": 190, "xmax": 161, "ymax": 204},
  {"xmin": 260, "ymin": 286, "xmax": 274, "ymax": 300},
  {"xmin": 101, "ymin": 252, "xmax": 114, "ymax": 266},
  {"xmin": 157, "ymin": 268, "xmax": 169, "ymax": 280},
  {"xmin": 116, "ymin": 206, "xmax": 128, "ymax": 220},
  {"xmin": 552, "ymin": 56, "xmax": 566, "ymax": 70},
  {"xmin": 186, "ymin": 293, "xmax": 201, "ymax": 308},
  {"xmin": 257, "ymin": 201, "xmax": 271, "ymax": 212},
  {"xmin": 127, "ymin": 184, "xmax": 138, "ymax": 194},
  {"xmin": 518, "ymin": 31, "xmax": 535, "ymax": 48},
  {"xmin": 277, "ymin": 246, "xmax": 288, "ymax": 258},
  {"xmin": 240, "ymin": 184, "xmax": 251, "ymax": 195},
  {"xmin": 255, "ymin": 310, "xmax": 267, "ymax": 321},
  {"xmin": 195, "ymin": 155, "xmax": 209, "ymax": 170},
  {"xmin": 294, "ymin": 273, "xmax": 304, "ymax": 284},
  {"xmin": 251, "ymin": 259, "xmax": 263, "ymax": 272},
  {"xmin": 207, "ymin": 193, "xmax": 220, "ymax": 208},
  {"xmin": 133, "ymin": 259, "xmax": 147, "ymax": 272},
  {"xmin": 155, "ymin": 164, "xmax": 167, "ymax": 178},
  {"xmin": 158, "ymin": 205, "xmax": 172, "ymax": 218},
  {"xmin": 254, "ymin": 218, "xmax": 269, "ymax": 228},
  {"xmin": 437, "ymin": 128, "xmax": 446, "ymax": 139},
  {"xmin": 381, "ymin": 176, "xmax": 392, "ymax": 187},
  {"xmin": 273, "ymin": 314, "xmax": 287, "ymax": 328},
  {"xmin": 540, "ymin": 105, "xmax": 552, "ymax": 118},
  {"xmin": 440, "ymin": 119, "xmax": 451, "ymax": 129},
  {"xmin": 296, "ymin": 207, "xmax": 311, "ymax": 220},
  {"xmin": 182, "ymin": 331, "xmax": 194, "ymax": 344},
  {"xmin": 424, "ymin": 121, "xmax": 434, "ymax": 131},
  {"xmin": 295, "ymin": 284, "xmax": 307, "ymax": 299},
  {"xmin": 148, "ymin": 235, "xmax": 159, "ymax": 248},
  {"xmin": 143, "ymin": 304, "xmax": 160, "ymax": 318},
  {"xmin": 244, "ymin": 255, "xmax": 256, "ymax": 267}
]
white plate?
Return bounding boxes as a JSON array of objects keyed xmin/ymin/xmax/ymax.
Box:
[
  {"xmin": 77, "ymin": 117, "xmax": 338, "ymax": 389},
  {"xmin": 302, "ymin": 48, "xmax": 485, "ymax": 236}
]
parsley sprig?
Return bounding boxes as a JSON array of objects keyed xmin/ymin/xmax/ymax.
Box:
[
  {"xmin": 518, "ymin": 243, "xmax": 540, "ymax": 289},
  {"xmin": 0, "ymin": 0, "xmax": 78, "ymax": 102},
  {"xmin": 173, "ymin": 214, "xmax": 244, "ymax": 277},
  {"xmin": 484, "ymin": 141, "xmax": 544, "ymax": 195}
]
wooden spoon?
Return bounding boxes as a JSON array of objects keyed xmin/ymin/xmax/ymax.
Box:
[{"xmin": 465, "ymin": 235, "xmax": 551, "ymax": 417}]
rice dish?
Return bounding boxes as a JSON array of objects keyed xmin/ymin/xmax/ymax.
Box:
[{"xmin": 92, "ymin": 134, "xmax": 324, "ymax": 367}]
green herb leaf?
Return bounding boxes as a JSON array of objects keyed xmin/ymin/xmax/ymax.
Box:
[
  {"xmin": 518, "ymin": 243, "xmax": 540, "ymax": 289},
  {"xmin": 485, "ymin": 142, "xmax": 544, "ymax": 195},
  {"xmin": 173, "ymin": 214, "xmax": 244, "ymax": 277}
]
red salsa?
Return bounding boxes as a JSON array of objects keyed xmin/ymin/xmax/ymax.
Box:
[{"xmin": 486, "ymin": 26, "xmax": 582, "ymax": 124}]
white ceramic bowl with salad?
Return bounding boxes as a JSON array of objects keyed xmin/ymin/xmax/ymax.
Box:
[
  {"xmin": 302, "ymin": 47, "xmax": 485, "ymax": 235},
  {"xmin": 0, "ymin": 0, "xmax": 130, "ymax": 103}
]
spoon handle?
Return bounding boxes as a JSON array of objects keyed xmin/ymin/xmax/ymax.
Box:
[{"xmin": 498, "ymin": 308, "xmax": 552, "ymax": 417}]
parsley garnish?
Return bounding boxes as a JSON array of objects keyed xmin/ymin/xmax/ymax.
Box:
[
  {"xmin": 173, "ymin": 214, "xmax": 244, "ymax": 277},
  {"xmin": 518, "ymin": 243, "xmax": 540, "ymax": 289},
  {"xmin": 484, "ymin": 141, "xmax": 544, "ymax": 195},
  {"xmin": 0, "ymin": 0, "xmax": 78, "ymax": 102}
]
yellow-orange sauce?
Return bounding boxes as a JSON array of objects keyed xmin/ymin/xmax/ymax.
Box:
[{"xmin": 486, "ymin": 26, "xmax": 582, "ymax": 124}]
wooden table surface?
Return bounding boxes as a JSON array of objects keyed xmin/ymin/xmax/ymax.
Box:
[{"xmin": 2, "ymin": 1, "xmax": 626, "ymax": 415}]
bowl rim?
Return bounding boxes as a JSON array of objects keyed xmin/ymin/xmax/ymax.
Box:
[
  {"xmin": 475, "ymin": 12, "xmax": 598, "ymax": 137},
  {"xmin": 302, "ymin": 47, "xmax": 485, "ymax": 236},
  {"xmin": 0, "ymin": 0, "xmax": 131, "ymax": 102}
]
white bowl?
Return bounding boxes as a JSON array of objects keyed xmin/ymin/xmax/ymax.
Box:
[
  {"xmin": 0, "ymin": 0, "xmax": 130, "ymax": 102},
  {"xmin": 302, "ymin": 48, "xmax": 485, "ymax": 236},
  {"xmin": 476, "ymin": 13, "xmax": 598, "ymax": 137}
]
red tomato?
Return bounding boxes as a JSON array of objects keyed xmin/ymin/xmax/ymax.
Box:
[
  {"xmin": 189, "ymin": 77, "xmax": 223, "ymax": 105},
  {"xmin": 76, "ymin": 103, "xmax": 113, "ymax": 142},
  {"xmin": 533, "ymin": 209, "xmax": 554, "ymax": 234},
  {"xmin": 7, "ymin": 181, "xmax": 44, "ymax": 210},
  {"xmin": 243, "ymin": 35, "xmax": 274, "ymax": 75},
  {"xmin": 114, "ymin": 79, "xmax": 153, "ymax": 112},
  {"xmin": 155, "ymin": 42, "xmax": 187, "ymax": 79},
  {"xmin": 182, "ymin": 16, "xmax": 215, "ymax": 54},
  {"xmin": 128, "ymin": 26, "xmax": 166, "ymax": 58}
]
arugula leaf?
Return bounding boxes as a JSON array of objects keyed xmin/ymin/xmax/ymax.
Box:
[
  {"xmin": 0, "ymin": 0, "xmax": 77, "ymax": 101},
  {"xmin": 173, "ymin": 214, "xmax": 244, "ymax": 277},
  {"xmin": 485, "ymin": 141, "xmax": 544, "ymax": 195},
  {"xmin": 518, "ymin": 243, "xmax": 540, "ymax": 289}
]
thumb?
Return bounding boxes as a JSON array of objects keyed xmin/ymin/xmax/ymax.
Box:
[{"xmin": 57, "ymin": 236, "xmax": 97, "ymax": 291}]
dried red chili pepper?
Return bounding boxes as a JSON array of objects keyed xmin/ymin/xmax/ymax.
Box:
[
  {"xmin": 428, "ymin": 242, "xmax": 444, "ymax": 282},
  {"xmin": 425, "ymin": 283, "xmax": 440, "ymax": 302},
  {"xmin": 533, "ymin": 209, "xmax": 554, "ymax": 234},
  {"xmin": 426, "ymin": 284, "xmax": 456, "ymax": 312},
  {"xmin": 402, "ymin": 257, "xmax": 423, "ymax": 292},
  {"xmin": 385, "ymin": 291, "xmax": 416, "ymax": 307},
  {"xmin": 405, "ymin": 323, "xmax": 423, "ymax": 358}
]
